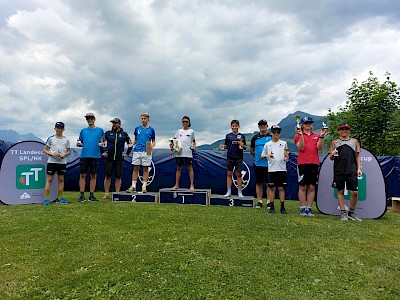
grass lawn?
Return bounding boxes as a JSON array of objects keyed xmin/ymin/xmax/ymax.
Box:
[{"xmin": 1, "ymin": 191, "xmax": 399, "ymax": 299}]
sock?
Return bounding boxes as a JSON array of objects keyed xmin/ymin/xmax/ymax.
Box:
[
  {"xmin": 267, "ymin": 200, "xmax": 271, "ymax": 204},
  {"xmin": 58, "ymin": 190, "xmax": 63, "ymax": 199},
  {"xmin": 258, "ymin": 199, "xmax": 263, "ymax": 204},
  {"xmin": 227, "ymin": 188, "xmax": 231, "ymax": 194},
  {"xmin": 45, "ymin": 190, "xmax": 50, "ymax": 199},
  {"xmin": 142, "ymin": 182, "xmax": 147, "ymax": 187},
  {"xmin": 270, "ymin": 202, "xmax": 275, "ymax": 208},
  {"xmin": 341, "ymin": 210, "xmax": 346, "ymax": 214},
  {"xmin": 132, "ymin": 181, "xmax": 137, "ymax": 188},
  {"xmin": 280, "ymin": 202, "xmax": 285, "ymax": 209},
  {"xmin": 80, "ymin": 192, "xmax": 84, "ymax": 197},
  {"xmin": 90, "ymin": 192, "xmax": 94, "ymax": 197}
]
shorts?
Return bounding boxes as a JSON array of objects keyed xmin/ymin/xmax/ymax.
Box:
[
  {"xmin": 332, "ymin": 172, "xmax": 358, "ymax": 191},
  {"xmin": 46, "ymin": 163, "xmax": 67, "ymax": 175},
  {"xmin": 132, "ymin": 152, "xmax": 152, "ymax": 167},
  {"xmin": 268, "ymin": 171, "xmax": 288, "ymax": 188},
  {"xmin": 176, "ymin": 157, "xmax": 193, "ymax": 166},
  {"xmin": 79, "ymin": 158, "xmax": 99, "ymax": 175},
  {"xmin": 297, "ymin": 164, "xmax": 319, "ymax": 186},
  {"xmin": 226, "ymin": 158, "xmax": 243, "ymax": 172},
  {"xmin": 105, "ymin": 160, "xmax": 123, "ymax": 178},
  {"xmin": 254, "ymin": 165, "xmax": 269, "ymax": 184}
]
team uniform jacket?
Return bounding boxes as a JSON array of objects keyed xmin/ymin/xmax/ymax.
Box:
[{"xmin": 104, "ymin": 128, "xmax": 132, "ymax": 161}]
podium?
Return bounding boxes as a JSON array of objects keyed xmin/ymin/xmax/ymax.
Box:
[
  {"xmin": 112, "ymin": 191, "xmax": 158, "ymax": 203},
  {"xmin": 209, "ymin": 194, "xmax": 254, "ymax": 208},
  {"xmin": 159, "ymin": 188, "xmax": 210, "ymax": 205}
]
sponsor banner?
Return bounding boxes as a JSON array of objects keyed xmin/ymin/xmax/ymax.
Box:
[
  {"xmin": 317, "ymin": 148, "xmax": 387, "ymax": 219},
  {"xmin": 0, "ymin": 141, "xmax": 58, "ymax": 205}
]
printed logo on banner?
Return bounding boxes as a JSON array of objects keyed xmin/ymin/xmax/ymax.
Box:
[
  {"xmin": 138, "ymin": 161, "xmax": 156, "ymax": 186},
  {"xmin": 233, "ymin": 161, "xmax": 251, "ymax": 190},
  {"xmin": 16, "ymin": 164, "xmax": 46, "ymax": 189},
  {"xmin": 333, "ymin": 173, "xmax": 367, "ymax": 201}
]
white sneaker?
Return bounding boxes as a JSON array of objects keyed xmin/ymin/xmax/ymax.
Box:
[
  {"xmin": 224, "ymin": 192, "xmax": 231, "ymax": 198},
  {"xmin": 238, "ymin": 193, "xmax": 244, "ymax": 199}
]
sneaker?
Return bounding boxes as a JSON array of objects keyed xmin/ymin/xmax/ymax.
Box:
[
  {"xmin": 88, "ymin": 196, "xmax": 99, "ymax": 202},
  {"xmin": 43, "ymin": 199, "xmax": 50, "ymax": 206},
  {"xmin": 56, "ymin": 198, "xmax": 69, "ymax": 204},
  {"xmin": 78, "ymin": 196, "xmax": 85, "ymax": 203},
  {"xmin": 223, "ymin": 192, "xmax": 231, "ymax": 198},
  {"xmin": 340, "ymin": 212, "xmax": 348, "ymax": 221},
  {"xmin": 103, "ymin": 193, "xmax": 110, "ymax": 200},
  {"xmin": 306, "ymin": 208, "xmax": 315, "ymax": 217},
  {"xmin": 266, "ymin": 202, "xmax": 271, "ymax": 210},
  {"xmin": 280, "ymin": 207, "xmax": 287, "ymax": 214},
  {"xmin": 238, "ymin": 192, "xmax": 244, "ymax": 199},
  {"xmin": 300, "ymin": 207, "xmax": 307, "ymax": 216},
  {"xmin": 255, "ymin": 202, "xmax": 263, "ymax": 209},
  {"xmin": 269, "ymin": 205, "xmax": 275, "ymax": 213},
  {"xmin": 126, "ymin": 186, "xmax": 136, "ymax": 193},
  {"xmin": 142, "ymin": 187, "xmax": 147, "ymax": 193},
  {"xmin": 348, "ymin": 212, "xmax": 362, "ymax": 222}
]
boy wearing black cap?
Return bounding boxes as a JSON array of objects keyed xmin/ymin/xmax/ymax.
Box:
[
  {"xmin": 329, "ymin": 123, "xmax": 362, "ymax": 221},
  {"xmin": 43, "ymin": 122, "xmax": 71, "ymax": 205},
  {"xmin": 261, "ymin": 125, "xmax": 289, "ymax": 213},
  {"xmin": 77, "ymin": 112, "xmax": 105, "ymax": 202},
  {"xmin": 250, "ymin": 119, "xmax": 272, "ymax": 208}
]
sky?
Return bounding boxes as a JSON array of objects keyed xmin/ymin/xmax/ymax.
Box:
[{"xmin": 1, "ymin": 0, "xmax": 400, "ymax": 147}]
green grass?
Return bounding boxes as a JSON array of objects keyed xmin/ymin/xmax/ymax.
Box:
[{"xmin": 1, "ymin": 192, "xmax": 399, "ymax": 299}]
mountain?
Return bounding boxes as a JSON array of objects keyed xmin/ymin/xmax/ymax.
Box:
[
  {"xmin": 278, "ymin": 111, "xmax": 325, "ymax": 139},
  {"xmin": 198, "ymin": 111, "xmax": 326, "ymax": 151},
  {"xmin": 0, "ymin": 129, "xmax": 44, "ymax": 143}
]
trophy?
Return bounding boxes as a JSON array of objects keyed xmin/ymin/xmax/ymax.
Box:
[
  {"xmin": 99, "ymin": 136, "xmax": 106, "ymax": 147},
  {"xmin": 284, "ymin": 146, "xmax": 289, "ymax": 155},
  {"xmin": 237, "ymin": 135, "xmax": 243, "ymax": 149},
  {"xmin": 295, "ymin": 115, "xmax": 301, "ymax": 129},
  {"xmin": 322, "ymin": 122, "xmax": 329, "ymax": 130},
  {"xmin": 76, "ymin": 139, "xmax": 83, "ymax": 147}
]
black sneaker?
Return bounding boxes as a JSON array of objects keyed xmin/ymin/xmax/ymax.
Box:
[
  {"xmin": 88, "ymin": 196, "xmax": 99, "ymax": 202},
  {"xmin": 267, "ymin": 202, "xmax": 271, "ymax": 210},
  {"xmin": 78, "ymin": 196, "xmax": 85, "ymax": 203},
  {"xmin": 280, "ymin": 207, "xmax": 287, "ymax": 214},
  {"xmin": 255, "ymin": 202, "xmax": 263, "ymax": 209},
  {"xmin": 269, "ymin": 205, "xmax": 275, "ymax": 213}
]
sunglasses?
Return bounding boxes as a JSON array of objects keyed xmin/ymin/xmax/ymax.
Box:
[
  {"xmin": 182, "ymin": 120, "xmax": 189, "ymax": 123},
  {"xmin": 271, "ymin": 130, "xmax": 281, "ymax": 134},
  {"xmin": 85, "ymin": 117, "xmax": 95, "ymax": 120},
  {"xmin": 112, "ymin": 121, "xmax": 120, "ymax": 124}
]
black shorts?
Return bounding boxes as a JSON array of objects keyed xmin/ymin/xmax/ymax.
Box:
[
  {"xmin": 226, "ymin": 158, "xmax": 242, "ymax": 172},
  {"xmin": 254, "ymin": 165, "xmax": 268, "ymax": 184},
  {"xmin": 79, "ymin": 158, "xmax": 99, "ymax": 175},
  {"xmin": 105, "ymin": 160, "xmax": 123, "ymax": 178},
  {"xmin": 298, "ymin": 164, "xmax": 319, "ymax": 186},
  {"xmin": 46, "ymin": 163, "xmax": 67, "ymax": 175},
  {"xmin": 268, "ymin": 171, "xmax": 288, "ymax": 187},
  {"xmin": 176, "ymin": 157, "xmax": 193, "ymax": 166},
  {"xmin": 332, "ymin": 172, "xmax": 358, "ymax": 191}
]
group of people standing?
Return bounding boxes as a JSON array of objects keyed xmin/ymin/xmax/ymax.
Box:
[{"xmin": 42, "ymin": 112, "xmax": 363, "ymax": 221}]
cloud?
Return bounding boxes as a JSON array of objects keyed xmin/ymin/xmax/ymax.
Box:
[{"xmin": 1, "ymin": 0, "xmax": 400, "ymax": 147}]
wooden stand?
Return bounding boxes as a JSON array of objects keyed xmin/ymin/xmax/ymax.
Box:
[{"xmin": 392, "ymin": 197, "xmax": 400, "ymax": 212}]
